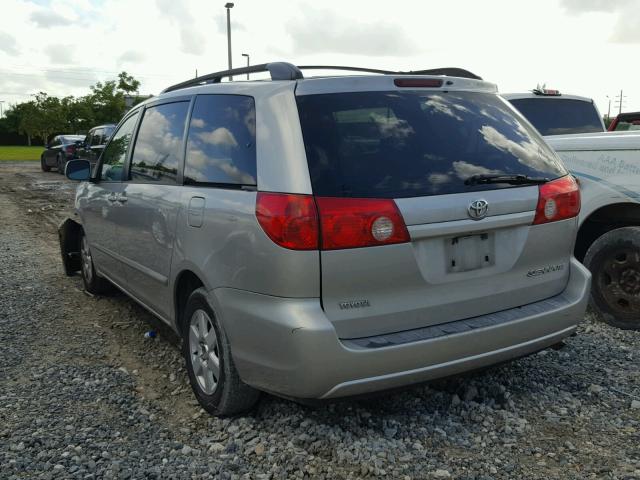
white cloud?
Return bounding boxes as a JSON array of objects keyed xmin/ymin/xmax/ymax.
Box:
[
  {"xmin": 197, "ymin": 128, "xmax": 238, "ymax": 148},
  {"xmin": 0, "ymin": 32, "xmax": 19, "ymax": 56},
  {"xmin": 155, "ymin": 0, "xmax": 206, "ymax": 55},
  {"xmin": 190, "ymin": 118, "xmax": 205, "ymax": 128},
  {"xmin": 43, "ymin": 44, "xmax": 75, "ymax": 64},
  {"xmin": 285, "ymin": 5, "xmax": 419, "ymax": 56},
  {"xmin": 30, "ymin": 9, "xmax": 71, "ymax": 28},
  {"xmin": 118, "ymin": 50, "xmax": 146, "ymax": 65}
]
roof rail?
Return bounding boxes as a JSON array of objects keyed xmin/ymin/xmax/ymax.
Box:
[
  {"xmin": 161, "ymin": 62, "xmax": 481, "ymax": 93},
  {"xmin": 298, "ymin": 65, "xmax": 482, "ymax": 80},
  {"xmin": 161, "ymin": 62, "xmax": 303, "ymax": 93}
]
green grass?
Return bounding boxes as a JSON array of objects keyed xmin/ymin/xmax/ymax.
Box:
[{"xmin": 0, "ymin": 146, "xmax": 43, "ymax": 161}]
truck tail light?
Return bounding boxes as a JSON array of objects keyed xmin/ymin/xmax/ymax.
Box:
[
  {"xmin": 255, "ymin": 194, "xmax": 410, "ymax": 250},
  {"xmin": 532, "ymin": 175, "xmax": 580, "ymax": 225},
  {"xmin": 315, "ymin": 197, "xmax": 410, "ymax": 250}
]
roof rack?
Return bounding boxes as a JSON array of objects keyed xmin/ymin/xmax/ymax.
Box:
[
  {"xmin": 162, "ymin": 62, "xmax": 303, "ymax": 93},
  {"xmin": 161, "ymin": 62, "xmax": 482, "ymax": 93}
]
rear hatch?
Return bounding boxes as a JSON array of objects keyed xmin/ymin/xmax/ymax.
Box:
[{"xmin": 296, "ymin": 81, "xmax": 577, "ymax": 339}]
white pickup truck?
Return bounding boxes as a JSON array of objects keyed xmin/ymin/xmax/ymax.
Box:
[{"xmin": 505, "ymin": 91, "xmax": 640, "ymax": 330}]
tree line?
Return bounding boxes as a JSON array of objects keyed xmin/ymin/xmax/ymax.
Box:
[{"xmin": 0, "ymin": 72, "xmax": 145, "ymax": 146}]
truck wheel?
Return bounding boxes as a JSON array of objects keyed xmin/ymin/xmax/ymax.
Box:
[
  {"xmin": 584, "ymin": 227, "xmax": 640, "ymax": 330},
  {"xmin": 80, "ymin": 231, "xmax": 112, "ymax": 295},
  {"xmin": 182, "ymin": 288, "xmax": 259, "ymax": 416},
  {"xmin": 41, "ymin": 156, "xmax": 51, "ymax": 172}
]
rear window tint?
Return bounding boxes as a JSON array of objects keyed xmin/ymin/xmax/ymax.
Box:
[
  {"xmin": 296, "ymin": 91, "xmax": 566, "ymax": 199},
  {"xmin": 508, "ymin": 98, "xmax": 604, "ymax": 136}
]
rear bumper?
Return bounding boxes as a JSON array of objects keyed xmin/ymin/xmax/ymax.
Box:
[{"xmin": 213, "ymin": 258, "xmax": 590, "ymax": 399}]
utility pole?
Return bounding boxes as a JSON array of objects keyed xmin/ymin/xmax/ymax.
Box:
[
  {"xmin": 615, "ymin": 89, "xmax": 627, "ymax": 115},
  {"xmin": 606, "ymin": 95, "xmax": 611, "ymax": 120},
  {"xmin": 242, "ymin": 53, "xmax": 250, "ymax": 80},
  {"xmin": 225, "ymin": 3, "xmax": 234, "ymax": 81}
]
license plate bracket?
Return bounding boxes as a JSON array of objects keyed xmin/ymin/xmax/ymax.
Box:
[{"xmin": 447, "ymin": 232, "xmax": 495, "ymax": 273}]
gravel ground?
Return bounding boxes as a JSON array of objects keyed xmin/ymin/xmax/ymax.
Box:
[{"xmin": 1, "ymin": 162, "xmax": 640, "ymax": 479}]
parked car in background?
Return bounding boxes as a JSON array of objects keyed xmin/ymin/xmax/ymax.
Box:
[
  {"xmin": 545, "ymin": 131, "xmax": 640, "ymax": 330},
  {"xmin": 59, "ymin": 62, "xmax": 590, "ymax": 416},
  {"xmin": 608, "ymin": 111, "xmax": 640, "ymax": 132},
  {"xmin": 504, "ymin": 88, "xmax": 640, "ymax": 330},
  {"xmin": 503, "ymin": 88, "xmax": 605, "ymax": 136},
  {"xmin": 41, "ymin": 135, "xmax": 86, "ymax": 173},
  {"xmin": 76, "ymin": 124, "xmax": 116, "ymax": 172}
]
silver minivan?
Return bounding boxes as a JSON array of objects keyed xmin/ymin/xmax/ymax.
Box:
[{"xmin": 60, "ymin": 62, "xmax": 590, "ymax": 416}]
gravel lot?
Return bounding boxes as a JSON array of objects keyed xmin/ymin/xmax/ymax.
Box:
[{"xmin": 1, "ymin": 161, "xmax": 640, "ymax": 479}]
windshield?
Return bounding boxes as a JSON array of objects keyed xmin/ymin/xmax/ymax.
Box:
[
  {"xmin": 508, "ymin": 98, "xmax": 604, "ymax": 136},
  {"xmin": 296, "ymin": 91, "xmax": 566, "ymax": 199}
]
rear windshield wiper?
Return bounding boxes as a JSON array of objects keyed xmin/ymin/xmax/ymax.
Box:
[{"xmin": 464, "ymin": 174, "xmax": 549, "ymax": 186}]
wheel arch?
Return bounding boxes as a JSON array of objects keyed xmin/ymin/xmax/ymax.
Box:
[
  {"xmin": 174, "ymin": 269, "xmax": 205, "ymax": 334},
  {"xmin": 575, "ymin": 202, "xmax": 640, "ymax": 261},
  {"xmin": 58, "ymin": 217, "xmax": 83, "ymax": 276}
]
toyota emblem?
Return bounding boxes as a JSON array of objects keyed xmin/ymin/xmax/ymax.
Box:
[{"xmin": 468, "ymin": 199, "xmax": 489, "ymax": 220}]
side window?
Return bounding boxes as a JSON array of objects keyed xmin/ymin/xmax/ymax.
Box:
[
  {"xmin": 129, "ymin": 102, "xmax": 189, "ymax": 184},
  {"xmin": 91, "ymin": 129, "xmax": 103, "ymax": 146},
  {"xmin": 100, "ymin": 112, "xmax": 139, "ymax": 182},
  {"xmin": 50, "ymin": 136, "xmax": 60, "ymax": 147},
  {"xmin": 184, "ymin": 95, "xmax": 256, "ymax": 186}
]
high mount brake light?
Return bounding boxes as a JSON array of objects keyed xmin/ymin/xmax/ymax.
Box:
[
  {"xmin": 533, "ymin": 88, "xmax": 561, "ymax": 96},
  {"xmin": 394, "ymin": 78, "xmax": 443, "ymax": 88},
  {"xmin": 532, "ymin": 175, "xmax": 580, "ymax": 225},
  {"xmin": 255, "ymin": 194, "xmax": 410, "ymax": 250}
]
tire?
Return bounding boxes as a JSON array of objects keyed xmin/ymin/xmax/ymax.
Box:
[
  {"xmin": 57, "ymin": 155, "xmax": 66, "ymax": 175},
  {"xmin": 79, "ymin": 231, "xmax": 112, "ymax": 295},
  {"xmin": 584, "ymin": 226, "xmax": 640, "ymax": 330},
  {"xmin": 181, "ymin": 288, "xmax": 259, "ymax": 416},
  {"xmin": 41, "ymin": 156, "xmax": 51, "ymax": 172}
]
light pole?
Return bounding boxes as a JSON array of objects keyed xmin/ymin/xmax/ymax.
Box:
[
  {"xmin": 225, "ymin": 3, "xmax": 234, "ymax": 81},
  {"xmin": 242, "ymin": 53, "xmax": 250, "ymax": 80},
  {"xmin": 606, "ymin": 95, "xmax": 611, "ymax": 120}
]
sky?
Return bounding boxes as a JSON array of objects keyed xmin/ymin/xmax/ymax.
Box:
[{"xmin": 0, "ymin": 0, "xmax": 639, "ymax": 117}]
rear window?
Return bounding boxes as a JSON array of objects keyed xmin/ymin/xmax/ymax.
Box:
[
  {"xmin": 296, "ymin": 91, "xmax": 566, "ymax": 199},
  {"xmin": 508, "ymin": 98, "xmax": 604, "ymax": 136},
  {"xmin": 613, "ymin": 119, "xmax": 640, "ymax": 131}
]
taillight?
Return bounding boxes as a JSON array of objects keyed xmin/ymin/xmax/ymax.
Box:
[
  {"xmin": 255, "ymin": 194, "xmax": 410, "ymax": 250},
  {"xmin": 315, "ymin": 197, "xmax": 410, "ymax": 250},
  {"xmin": 532, "ymin": 175, "xmax": 580, "ymax": 225},
  {"xmin": 65, "ymin": 145, "xmax": 75, "ymax": 154},
  {"xmin": 255, "ymin": 193, "xmax": 318, "ymax": 250}
]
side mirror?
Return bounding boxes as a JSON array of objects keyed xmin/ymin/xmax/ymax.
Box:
[{"xmin": 65, "ymin": 159, "xmax": 91, "ymax": 181}]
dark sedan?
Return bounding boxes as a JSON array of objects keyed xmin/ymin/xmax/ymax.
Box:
[
  {"xmin": 76, "ymin": 124, "xmax": 116, "ymax": 173},
  {"xmin": 41, "ymin": 135, "xmax": 86, "ymax": 174}
]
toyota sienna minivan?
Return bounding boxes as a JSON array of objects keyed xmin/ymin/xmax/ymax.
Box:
[{"xmin": 60, "ymin": 62, "xmax": 591, "ymax": 416}]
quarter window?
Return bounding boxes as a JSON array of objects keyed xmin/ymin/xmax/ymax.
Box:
[
  {"xmin": 184, "ymin": 95, "xmax": 256, "ymax": 186},
  {"xmin": 100, "ymin": 112, "xmax": 139, "ymax": 182},
  {"xmin": 130, "ymin": 102, "xmax": 189, "ymax": 184}
]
